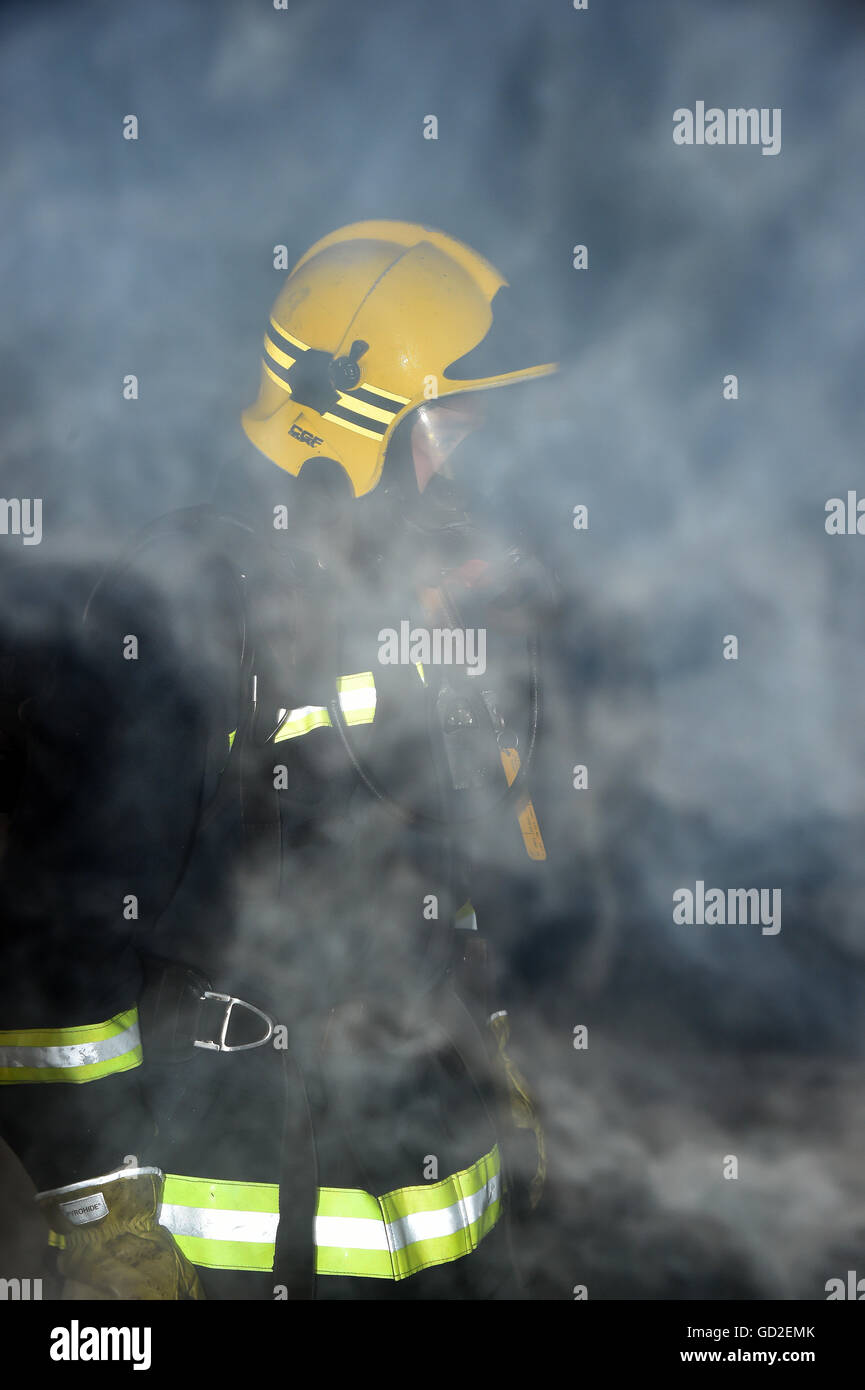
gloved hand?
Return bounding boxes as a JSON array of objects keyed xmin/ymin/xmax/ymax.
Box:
[
  {"xmin": 488, "ymin": 1010, "xmax": 546, "ymax": 1212},
  {"xmin": 36, "ymin": 1162, "xmax": 205, "ymax": 1300}
]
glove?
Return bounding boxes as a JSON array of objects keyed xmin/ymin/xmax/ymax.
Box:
[
  {"xmin": 488, "ymin": 1010, "xmax": 546, "ymax": 1212},
  {"xmin": 36, "ymin": 1162, "xmax": 205, "ymax": 1300}
]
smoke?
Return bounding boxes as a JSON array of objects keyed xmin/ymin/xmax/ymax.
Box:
[{"xmin": 1, "ymin": 0, "xmax": 864, "ymax": 1298}]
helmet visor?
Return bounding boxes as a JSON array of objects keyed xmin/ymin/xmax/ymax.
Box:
[{"xmin": 409, "ymin": 397, "xmax": 488, "ymax": 493}]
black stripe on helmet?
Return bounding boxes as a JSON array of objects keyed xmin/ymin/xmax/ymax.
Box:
[
  {"xmin": 263, "ymin": 347, "xmax": 294, "ymax": 386},
  {"xmin": 326, "ymin": 402, "xmax": 389, "ymax": 435},
  {"xmin": 268, "ymin": 322, "xmax": 309, "ymax": 359},
  {"xmin": 347, "ymin": 386, "xmax": 404, "ymax": 415}
]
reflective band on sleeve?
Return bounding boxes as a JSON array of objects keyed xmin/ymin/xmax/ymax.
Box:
[
  {"xmin": 0, "ymin": 1008, "xmax": 142, "ymax": 1085},
  {"xmin": 273, "ymin": 671, "xmax": 376, "ymax": 744},
  {"xmin": 154, "ymin": 1145, "xmax": 501, "ymax": 1280}
]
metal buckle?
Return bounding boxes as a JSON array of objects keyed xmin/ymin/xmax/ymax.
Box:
[{"xmin": 193, "ymin": 991, "xmax": 275, "ymax": 1053}]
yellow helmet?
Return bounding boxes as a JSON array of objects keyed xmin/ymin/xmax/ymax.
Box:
[{"xmin": 240, "ymin": 220, "xmax": 557, "ymax": 499}]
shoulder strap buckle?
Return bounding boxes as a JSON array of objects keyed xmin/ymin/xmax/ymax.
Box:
[{"xmin": 193, "ymin": 991, "xmax": 275, "ymax": 1053}]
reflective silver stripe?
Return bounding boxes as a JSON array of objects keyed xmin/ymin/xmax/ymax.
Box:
[
  {"xmin": 277, "ymin": 688, "xmax": 376, "ymax": 725},
  {"xmin": 276, "ymin": 703, "xmax": 318, "ymax": 723},
  {"xmin": 387, "ymin": 1171, "xmax": 500, "ymax": 1251},
  {"xmin": 315, "ymin": 1172, "xmax": 500, "ymax": 1254},
  {"xmin": 0, "ymin": 1018, "xmax": 141, "ymax": 1071},
  {"xmin": 314, "ymin": 1214, "xmax": 390, "ymax": 1252},
  {"xmin": 333, "ymin": 685, "xmax": 375, "ymax": 714},
  {"xmin": 160, "ymin": 1204, "xmax": 279, "ymax": 1245}
]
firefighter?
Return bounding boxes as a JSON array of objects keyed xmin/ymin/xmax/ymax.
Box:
[{"xmin": 0, "ymin": 221, "xmax": 553, "ymax": 1299}]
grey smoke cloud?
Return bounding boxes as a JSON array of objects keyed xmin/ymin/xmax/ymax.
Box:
[{"xmin": 1, "ymin": 0, "xmax": 864, "ymax": 1298}]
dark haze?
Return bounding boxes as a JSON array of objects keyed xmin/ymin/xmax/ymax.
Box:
[{"xmin": 1, "ymin": 0, "xmax": 864, "ymax": 1297}]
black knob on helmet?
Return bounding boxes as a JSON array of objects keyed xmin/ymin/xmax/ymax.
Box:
[{"xmin": 328, "ymin": 339, "xmax": 368, "ymax": 392}]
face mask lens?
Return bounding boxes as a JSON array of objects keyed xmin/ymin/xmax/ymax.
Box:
[{"xmin": 410, "ymin": 401, "xmax": 485, "ymax": 492}]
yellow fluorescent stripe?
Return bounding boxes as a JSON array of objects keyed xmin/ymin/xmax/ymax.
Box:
[
  {"xmin": 269, "ymin": 319, "xmax": 310, "ymax": 354},
  {"xmin": 273, "ymin": 704, "xmax": 375, "ymax": 743},
  {"xmin": 355, "ymin": 382, "xmax": 410, "ymax": 406},
  {"xmin": 321, "ymin": 411, "xmax": 384, "ymax": 441},
  {"xmin": 262, "ymin": 360, "xmax": 293, "ymax": 395},
  {"xmin": 390, "ymin": 1202, "xmax": 501, "ymax": 1282},
  {"xmin": 0, "ymin": 1007, "xmax": 143, "ymax": 1085},
  {"xmin": 314, "ymin": 1246, "xmax": 394, "ymax": 1279},
  {"xmin": 316, "ymin": 1209, "xmax": 501, "ymax": 1280},
  {"xmin": 314, "ymin": 1146, "xmax": 499, "ymax": 1220},
  {"xmin": 379, "ymin": 1145, "xmax": 498, "ymax": 1218},
  {"xmin": 455, "ymin": 900, "xmax": 477, "ymax": 929},
  {"xmin": 336, "ymin": 672, "xmax": 375, "ymax": 693},
  {"xmin": 263, "ymin": 334, "xmax": 296, "ymax": 371},
  {"xmin": 274, "ymin": 707, "xmax": 330, "ymax": 743},
  {"xmin": 171, "ymin": 1234, "xmax": 275, "ymax": 1273},
  {"xmin": 162, "ymin": 1174, "xmax": 280, "ymax": 1214},
  {"xmin": 0, "ymin": 1007, "xmax": 139, "ymax": 1048},
  {"xmin": 335, "ymin": 391, "xmax": 395, "ymax": 425},
  {"xmin": 0, "ymin": 1047, "xmax": 143, "ymax": 1086},
  {"xmin": 500, "ymin": 748, "xmax": 547, "ymax": 861},
  {"xmin": 343, "ymin": 707, "xmax": 375, "ymax": 726}
]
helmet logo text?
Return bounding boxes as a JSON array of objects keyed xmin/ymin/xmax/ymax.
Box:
[{"xmin": 289, "ymin": 422, "xmax": 324, "ymax": 448}]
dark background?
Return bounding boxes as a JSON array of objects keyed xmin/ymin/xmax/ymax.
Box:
[{"xmin": 1, "ymin": 0, "xmax": 864, "ymax": 1298}]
